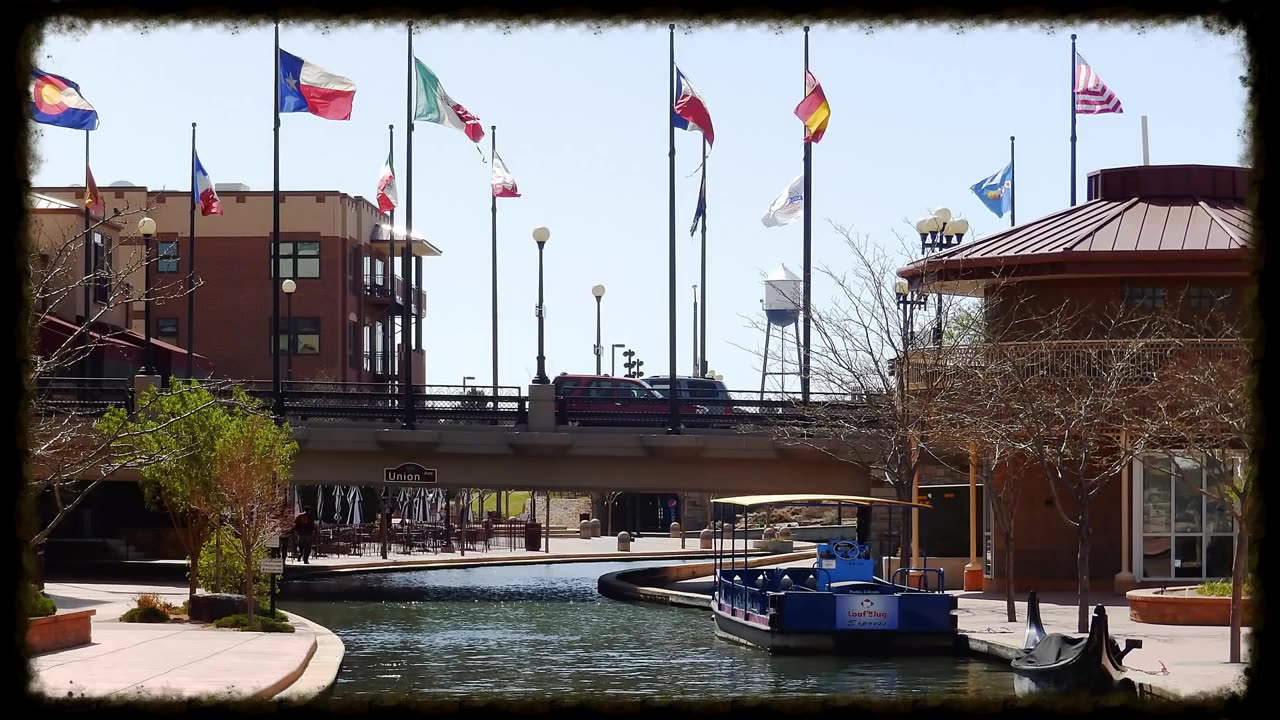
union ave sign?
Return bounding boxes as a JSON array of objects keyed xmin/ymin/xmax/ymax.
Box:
[{"xmin": 383, "ymin": 462, "xmax": 437, "ymax": 485}]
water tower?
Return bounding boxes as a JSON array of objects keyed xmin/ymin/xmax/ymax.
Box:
[{"xmin": 759, "ymin": 264, "xmax": 802, "ymax": 398}]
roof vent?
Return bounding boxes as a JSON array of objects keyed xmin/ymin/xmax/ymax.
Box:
[{"xmin": 108, "ymin": 180, "xmax": 136, "ymax": 187}]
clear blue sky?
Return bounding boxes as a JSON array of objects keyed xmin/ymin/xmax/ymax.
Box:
[{"xmin": 32, "ymin": 20, "xmax": 1247, "ymax": 390}]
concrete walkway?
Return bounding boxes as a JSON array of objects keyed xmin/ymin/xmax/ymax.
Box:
[
  {"xmin": 955, "ymin": 591, "xmax": 1250, "ymax": 700},
  {"xmin": 29, "ymin": 581, "xmax": 341, "ymax": 702}
]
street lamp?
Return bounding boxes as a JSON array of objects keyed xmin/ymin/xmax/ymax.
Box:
[
  {"xmin": 462, "ymin": 375, "xmax": 475, "ymax": 390},
  {"xmin": 532, "ymin": 226, "xmax": 550, "ymax": 384},
  {"xmin": 914, "ymin": 210, "xmax": 969, "ymax": 345},
  {"xmin": 592, "ymin": 284, "xmax": 606, "ymax": 375},
  {"xmin": 281, "ymin": 279, "xmax": 297, "ymax": 381},
  {"xmin": 611, "ymin": 343, "xmax": 626, "ymax": 377},
  {"xmin": 137, "ymin": 217, "xmax": 157, "ymax": 376}
]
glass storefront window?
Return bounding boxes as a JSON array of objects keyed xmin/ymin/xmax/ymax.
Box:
[{"xmin": 1137, "ymin": 452, "xmax": 1238, "ymax": 582}]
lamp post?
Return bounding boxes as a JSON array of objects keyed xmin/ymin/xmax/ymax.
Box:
[
  {"xmin": 913, "ymin": 209, "xmax": 969, "ymax": 346},
  {"xmin": 281, "ymin": 279, "xmax": 296, "ymax": 381},
  {"xmin": 137, "ymin": 217, "xmax": 157, "ymax": 376},
  {"xmin": 894, "ymin": 278, "xmax": 927, "ymax": 573},
  {"xmin": 611, "ymin": 343, "xmax": 626, "ymax": 377},
  {"xmin": 532, "ymin": 226, "xmax": 550, "ymax": 384},
  {"xmin": 462, "ymin": 375, "xmax": 475, "ymax": 390},
  {"xmin": 592, "ymin": 284, "xmax": 606, "ymax": 375}
]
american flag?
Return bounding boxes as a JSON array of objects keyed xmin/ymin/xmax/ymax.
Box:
[{"xmin": 1074, "ymin": 52, "xmax": 1123, "ymax": 114}]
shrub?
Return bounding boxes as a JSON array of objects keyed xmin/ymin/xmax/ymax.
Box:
[
  {"xmin": 134, "ymin": 592, "xmax": 183, "ymax": 615},
  {"xmin": 213, "ymin": 614, "xmax": 295, "ymax": 633},
  {"xmin": 1198, "ymin": 578, "xmax": 1256, "ymax": 597},
  {"xmin": 28, "ymin": 585, "xmax": 56, "ymax": 618},
  {"xmin": 197, "ymin": 526, "xmax": 269, "ymax": 599},
  {"xmin": 121, "ymin": 606, "xmax": 171, "ymax": 623}
]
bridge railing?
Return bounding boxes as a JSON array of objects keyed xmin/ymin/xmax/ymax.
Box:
[
  {"xmin": 556, "ymin": 390, "xmax": 882, "ymax": 429},
  {"xmin": 240, "ymin": 381, "xmax": 527, "ymax": 426},
  {"xmin": 32, "ymin": 376, "xmax": 134, "ymax": 416}
]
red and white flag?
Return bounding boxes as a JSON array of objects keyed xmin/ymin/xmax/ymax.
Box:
[
  {"xmin": 1074, "ymin": 52, "xmax": 1123, "ymax": 115},
  {"xmin": 491, "ymin": 151, "xmax": 520, "ymax": 198},
  {"xmin": 376, "ymin": 150, "xmax": 397, "ymax": 214},
  {"xmin": 193, "ymin": 152, "xmax": 223, "ymax": 217}
]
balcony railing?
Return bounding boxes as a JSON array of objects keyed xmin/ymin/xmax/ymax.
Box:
[
  {"xmin": 362, "ymin": 274, "xmax": 427, "ymax": 311},
  {"xmin": 904, "ymin": 338, "xmax": 1245, "ymax": 389}
]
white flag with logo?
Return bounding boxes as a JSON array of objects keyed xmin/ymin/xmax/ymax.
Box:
[{"xmin": 761, "ymin": 175, "xmax": 804, "ymax": 227}]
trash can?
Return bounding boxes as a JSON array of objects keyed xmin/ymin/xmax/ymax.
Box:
[{"xmin": 524, "ymin": 522, "xmax": 542, "ymax": 552}]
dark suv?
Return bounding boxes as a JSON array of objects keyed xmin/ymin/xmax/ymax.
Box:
[
  {"xmin": 644, "ymin": 376, "xmax": 734, "ymax": 416},
  {"xmin": 553, "ymin": 374, "xmax": 709, "ymax": 426}
]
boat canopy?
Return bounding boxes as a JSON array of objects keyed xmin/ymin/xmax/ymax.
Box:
[{"xmin": 711, "ymin": 494, "xmax": 932, "ymax": 510}]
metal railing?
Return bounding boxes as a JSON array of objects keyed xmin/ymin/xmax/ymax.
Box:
[
  {"xmin": 555, "ymin": 390, "xmax": 880, "ymax": 429},
  {"xmin": 362, "ymin": 274, "xmax": 426, "ymax": 311},
  {"xmin": 33, "ymin": 376, "xmax": 134, "ymax": 415}
]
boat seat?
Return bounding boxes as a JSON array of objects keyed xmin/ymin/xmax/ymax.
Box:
[{"xmin": 828, "ymin": 581, "xmax": 884, "ymax": 592}]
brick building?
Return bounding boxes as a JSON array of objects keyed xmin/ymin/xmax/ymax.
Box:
[{"xmin": 34, "ymin": 182, "xmax": 441, "ymax": 384}]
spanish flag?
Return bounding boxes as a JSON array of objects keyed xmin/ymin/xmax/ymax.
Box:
[
  {"xmin": 794, "ymin": 70, "xmax": 830, "ymax": 144},
  {"xmin": 85, "ymin": 164, "xmax": 104, "ymax": 217}
]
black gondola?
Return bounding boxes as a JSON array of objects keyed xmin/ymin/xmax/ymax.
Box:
[{"xmin": 1009, "ymin": 593, "xmax": 1143, "ymax": 696}]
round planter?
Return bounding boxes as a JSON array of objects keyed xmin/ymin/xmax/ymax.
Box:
[{"xmin": 1126, "ymin": 586, "xmax": 1254, "ymax": 626}]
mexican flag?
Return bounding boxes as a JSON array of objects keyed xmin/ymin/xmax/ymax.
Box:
[
  {"xmin": 413, "ymin": 58, "xmax": 485, "ymax": 143},
  {"xmin": 376, "ymin": 150, "xmax": 397, "ymax": 214}
]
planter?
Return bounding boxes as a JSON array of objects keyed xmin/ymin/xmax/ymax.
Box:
[
  {"xmin": 1126, "ymin": 586, "xmax": 1255, "ymax": 626},
  {"xmin": 26, "ymin": 609, "xmax": 95, "ymax": 655}
]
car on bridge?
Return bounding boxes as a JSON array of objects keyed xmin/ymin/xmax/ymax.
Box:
[
  {"xmin": 553, "ymin": 374, "xmax": 711, "ymax": 426},
  {"xmin": 643, "ymin": 376, "xmax": 734, "ymax": 417}
]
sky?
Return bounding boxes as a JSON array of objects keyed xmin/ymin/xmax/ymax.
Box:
[{"xmin": 31, "ymin": 20, "xmax": 1248, "ymax": 391}]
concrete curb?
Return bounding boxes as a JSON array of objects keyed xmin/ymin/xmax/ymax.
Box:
[
  {"xmin": 286, "ymin": 548, "xmax": 784, "ymax": 578},
  {"xmin": 269, "ymin": 610, "xmax": 345, "ymax": 704},
  {"xmin": 596, "ymin": 551, "xmax": 814, "ymax": 609}
]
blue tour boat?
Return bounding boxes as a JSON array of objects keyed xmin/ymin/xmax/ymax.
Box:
[{"xmin": 710, "ymin": 494, "xmax": 958, "ymax": 655}]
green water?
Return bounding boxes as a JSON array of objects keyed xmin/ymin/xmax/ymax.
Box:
[{"xmin": 282, "ymin": 561, "xmax": 1016, "ymax": 699}]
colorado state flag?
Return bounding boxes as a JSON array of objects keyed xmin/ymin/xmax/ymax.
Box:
[
  {"xmin": 971, "ymin": 163, "xmax": 1013, "ymax": 219},
  {"xmin": 30, "ymin": 69, "xmax": 99, "ymax": 130}
]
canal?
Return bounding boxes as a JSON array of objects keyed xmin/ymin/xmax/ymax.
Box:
[{"xmin": 282, "ymin": 561, "xmax": 1017, "ymax": 700}]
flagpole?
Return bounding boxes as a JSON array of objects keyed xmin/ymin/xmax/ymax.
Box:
[
  {"xmin": 666, "ymin": 23, "xmax": 679, "ymax": 435},
  {"xmin": 403, "ymin": 21, "xmax": 416, "ymax": 429},
  {"xmin": 801, "ymin": 26, "xmax": 812, "ymax": 403},
  {"xmin": 1070, "ymin": 33, "xmax": 1078, "ymax": 207},
  {"xmin": 699, "ymin": 137, "xmax": 708, "ymax": 379},
  {"xmin": 272, "ymin": 20, "xmax": 283, "ymax": 418},
  {"xmin": 83, "ymin": 130, "xmax": 91, "ymax": 368},
  {"xmin": 388, "ymin": 124, "xmax": 395, "ymax": 227},
  {"xmin": 691, "ymin": 285, "xmax": 698, "ymax": 376},
  {"xmin": 491, "ymin": 124, "xmax": 499, "ymax": 399},
  {"xmin": 188, "ymin": 122, "xmax": 197, "ymax": 378},
  {"xmin": 1010, "ymin": 135, "xmax": 1016, "ymax": 227},
  {"xmin": 386, "ymin": 123, "xmax": 394, "ymax": 387}
]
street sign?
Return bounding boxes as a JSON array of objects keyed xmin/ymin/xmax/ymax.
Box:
[
  {"xmin": 259, "ymin": 557, "xmax": 284, "ymax": 574},
  {"xmin": 384, "ymin": 462, "xmax": 437, "ymax": 485}
]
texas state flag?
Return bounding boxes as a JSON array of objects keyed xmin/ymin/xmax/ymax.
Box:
[
  {"xmin": 672, "ymin": 67, "xmax": 715, "ymax": 148},
  {"xmin": 193, "ymin": 151, "xmax": 223, "ymax": 216},
  {"xmin": 278, "ymin": 49, "xmax": 356, "ymax": 121},
  {"xmin": 30, "ymin": 69, "xmax": 100, "ymax": 130}
]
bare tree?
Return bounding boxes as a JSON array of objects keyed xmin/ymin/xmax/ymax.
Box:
[
  {"xmin": 27, "ymin": 204, "xmax": 209, "ymax": 552},
  {"xmin": 756, "ymin": 224, "xmax": 973, "ymax": 572}
]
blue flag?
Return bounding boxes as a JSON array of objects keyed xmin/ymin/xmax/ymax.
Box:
[
  {"xmin": 971, "ymin": 163, "xmax": 1013, "ymax": 219},
  {"xmin": 689, "ymin": 165, "xmax": 706, "ymax": 236}
]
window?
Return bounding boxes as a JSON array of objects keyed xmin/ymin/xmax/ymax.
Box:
[
  {"xmin": 92, "ymin": 232, "xmax": 110, "ymax": 304},
  {"xmin": 158, "ymin": 241, "xmax": 179, "ymax": 273},
  {"xmin": 272, "ymin": 240, "xmax": 321, "ymax": 279},
  {"xmin": 157, "ymin": 318, "xmax": 179, "ymax": 339},
  {"xmin": 271, "ymin": 317, "xmax": 321, "ymax": 355},
  {"xmin": 1136, "ymin": 453, "xmax": 1238, "ymax": 581},
  {"xmin": 348, "ymin": 321, "xmax": 360, "ymax": 369},
  {"xmin": 1189, "ymin": 286, "xmax": 1232, "ymax": 310},
  {"xmin": 1123, "ymin": 286, "xmax": 1166, "ymax": 309}
]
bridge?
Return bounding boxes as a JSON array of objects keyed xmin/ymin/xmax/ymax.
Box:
[{"xmin": 34, "ymin": 377, "xmax": 880, "ymax": 496}]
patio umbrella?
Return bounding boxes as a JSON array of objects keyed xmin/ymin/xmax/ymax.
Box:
[
  {"xmin": 332, "ymin": 486, "xmax": 345, "ymax": 525},
  {"xmin": 315, "ymin": 485, "xmax": 325, "ymax": 524},
  {"xmin": 348, "ymin": 486, "xmax": 363, "ymax": 525},
  {"xmin": 292, "ymin": 485, "xmax": 302, "ymax": 516}
]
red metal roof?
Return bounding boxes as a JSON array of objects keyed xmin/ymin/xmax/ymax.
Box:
[{"xmin": 899, "ymin": 165, "xmax": 1253, "ymax": 285}]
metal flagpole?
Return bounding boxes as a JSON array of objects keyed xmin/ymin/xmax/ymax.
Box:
[
  {"xmin": 491, "ymin": 125, "xmax": 499, "ymax": 399},
  {"xmin": 1010, "ymin": 135, "xmax": 1016, "ymax": 227},
  {"xmin": 699, "ymin": 137, "xmax": 708, "ymax": 379},
  {"xmin": 188, "ymin": 122, "xmax": 197, "ymax": 378},
  {"xmin": 402, "ymin": 21, "xmax": 416, "ymax": 429},
  {"xmin": 667, "ymin": 23, "xmax": 680, "ymax": 434},
  {"xmin": 272, "ymin": 21, "xmax": 283, "ymax": 418},
  {"xmin": 1070, "ymin": 33, "xmax": 1078, "ymax": 207},
  {"xmin": 801, "ymin": 26, "xmax": 812, "ymax": 403},
  {"xmin": 83, "ymin": 130, "xmax": 91, "ymax": 369},
  {"xmin": 692, "ymin": 285, "xmax": 698, "ymax": 376},
  {"xmin": 1141, "ymin": 115, "xmax": 1150, "ymax": 165}
]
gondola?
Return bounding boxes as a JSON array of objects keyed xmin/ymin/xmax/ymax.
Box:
[{"xmin": 1009, "ymin": 592, "xmax": 1142, "ymax": 696}]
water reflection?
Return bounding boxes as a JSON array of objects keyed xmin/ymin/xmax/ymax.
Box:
[{"xmin": 283, "ymin": 561, "xmax": 1015, "ymax": 699}]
